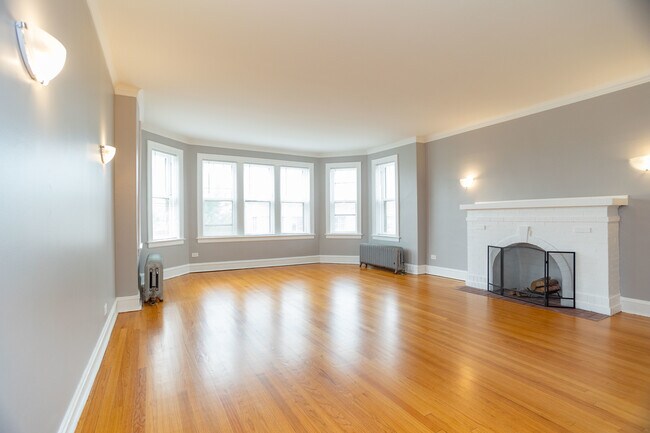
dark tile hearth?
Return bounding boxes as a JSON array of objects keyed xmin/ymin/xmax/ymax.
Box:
[{"xmin": 457, "ymin": 286, "xmax": 609, "ymax": 321}]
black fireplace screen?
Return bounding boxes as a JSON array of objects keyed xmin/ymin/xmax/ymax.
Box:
[{"xmin": 487, "ymin": 244, "xmax": 576, "ymax": 308}]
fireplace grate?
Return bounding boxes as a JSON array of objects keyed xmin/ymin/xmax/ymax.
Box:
[{"xmin": 487, "ymin": 244, "xmax": 576, "ymax": 309}]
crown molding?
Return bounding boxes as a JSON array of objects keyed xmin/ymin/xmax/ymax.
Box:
[
  {"xmin": 421, "ymin": 72, "xmax": 650, "ymax": 144},
  {"xmin": 141, "ymin": 123, "xmax": 326, "ymax": 158},
  {"xmin": 365, "ymin": 136, "xmax": 425, "ymax": 156},
  {"xmin": 142, "ymin": 124, "xmax": 424, "ymax": 159},
  {"xmin": 114, "ymin": 84, "xmax": 141, "ymax": 98},
  {"xmin": 86, "ymin": 0, "xmax": 116, "ymax": 83}
]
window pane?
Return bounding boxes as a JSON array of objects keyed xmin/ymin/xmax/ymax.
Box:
[
  {"xmin": 281, "ymin": 202, "xmax": 304, "ymax": 233},
  {"xmin": 382, "ymin": 162, "xmax": 396, "ymax": 200},
  {"xmin": 384, "ymin": 199, "xmax": 396, "ymax": 234},
  {"xmin": 203, "ymin": 161, "xmax": 234, "ymax": 200},
  {"xmin": 281, "ymin": 167, "xmax": 310, "ymax": 202},
  {"xmin": 244, "ymin": 164, "xmax": 274, "ymax": 201},
  {"xmin": 204, "ymin": 200, "xmax": 233, "ymax": 226},
  {"xmin": 332, "ymin": 168, "xmax": 357, "ymax": 202},
  {"xmin": 152, "ymin": 150, "xmax": 173, "ymax": 198},
  {"xmin": 151, "ymin": 148, "xmax": 180, "ymax": 241},
  {"xmin": 334, "ymin": 202, "xmax": 356, "ymax": 216},
  {"xmin": 245, "ymin": 201, "xmax": 271, "ymax": 235},
  {"xmin": 152, "ymin": 197, "xmax": 171, "ymax": 239},
  {"xmin": 334, "ymin": 215, "xmax": 357, "ymax": 233}
]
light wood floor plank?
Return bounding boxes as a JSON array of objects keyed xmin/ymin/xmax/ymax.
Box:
[{"xmin": 76, "ymin": 264, "xmax": 650, "ymax": 432}]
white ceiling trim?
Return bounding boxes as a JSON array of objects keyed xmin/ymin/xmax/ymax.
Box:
[
  {"xmin": 86, "ymin": 0, "xmax": 116, "ymax": 83},
  {"xmin": 141, "ymin": 125, "xmax": 424, "ymax": 158},
  {"xmin": 114, "ymin": 84, "xmax": 141, "ymax": 98},
  {"xmin": 142, "ymin": 123, "xmax": 324, "ymax": 158},
  {"xmin": 421, "ymin": 72, "xmax": 650, "ymax": 144}
]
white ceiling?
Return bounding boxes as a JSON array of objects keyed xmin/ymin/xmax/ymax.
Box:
[{"xmin": 90, "ymin": 0, "xmax": 650, "ymax": 155}]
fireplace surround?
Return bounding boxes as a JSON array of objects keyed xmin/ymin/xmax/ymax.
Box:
[{"xmin": 460, "ymin": 196, "xmax": 628, "ymax": 315}]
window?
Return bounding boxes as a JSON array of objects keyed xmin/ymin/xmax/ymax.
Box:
[
  {"xmin": 244, "ymin": 163, "xmax": 274, "ymax": 235},
  {"xmin": 372, "ymin": 155, "xmax": 399, "ymax": 240},
  {"xmin": 197, "ymin": 154, "xmax": 314, "ymax": 242},
  {"xmin": 148, "ymin": 141, "xmax": 183, "ymax": 246},
  {"xmin": 280, "ymin": 167, "xmax": 311, "ymax": 233},
  {"xmin": 202, "ymin": 161, "xmax": 236, "ymax": 236},
  {"xmin": 326, "ymin": 162, "xmax": 361, "ymax": 238}
]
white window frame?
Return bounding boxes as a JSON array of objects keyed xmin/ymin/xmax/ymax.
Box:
[
  {"xmin": 197, "ymin": 156, "xmax": 238, "ymax": 238},
  {"xmin": 325, "ymin": 162, "xmax": 362, "ymax": 239},
  {"xmin": 147, "ymin": 141, "xmax": 184, "ymax": 248},
  {"xmin": 244, "ymin": 162, "xmax": 275, "ymax": 236},
  {"xmin": 280, "ymin": 166, "xmax": 312, "ymax": 235},
  {"xmin": 371, "ymin": 154, "xmax": 400, "ymax": 242},
  {"xmin": 197, "ymin": 154, "xmax": 315, "ymax": 243}
]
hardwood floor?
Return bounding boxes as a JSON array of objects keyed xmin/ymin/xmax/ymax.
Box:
[{"xmin": 76, "ymin": 264, "xmax": 650, "ymax": 433}]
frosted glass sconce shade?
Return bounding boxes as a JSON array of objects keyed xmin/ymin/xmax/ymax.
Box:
[{"xmin": 15, "ymin": 21, "xmax": 67, "ymax": 85}]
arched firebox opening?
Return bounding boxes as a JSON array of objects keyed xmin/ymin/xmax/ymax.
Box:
[{"xmin": 488, "ymin": 243, "xmax": 575, "ymax": 308}]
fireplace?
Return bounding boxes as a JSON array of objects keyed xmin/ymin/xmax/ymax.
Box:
[
  {"xmin": 487, "ymin": 243, "xmax": 575, "ymax": 308},
  {"xmin": 460, "ymin": 196, "xmax": 628, "ymax": 315}
]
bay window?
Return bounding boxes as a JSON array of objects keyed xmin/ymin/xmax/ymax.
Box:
[{"xmin": 197, "ymin": 154, "xmax": 314, "ymax": 241}]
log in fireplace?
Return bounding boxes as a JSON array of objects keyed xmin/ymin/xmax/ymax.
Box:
[{"xmin": 487, "ymin": 243, "xmax": 575, "ymax": 308}]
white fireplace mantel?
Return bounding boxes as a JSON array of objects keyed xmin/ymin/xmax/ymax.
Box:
[
  {"xmin": 461, "ymin": 195, "xmax": 629, "ymax": 315},
  {"xmin": 461, "ymin": 195, "xmax": 629, "ymax": 211}
]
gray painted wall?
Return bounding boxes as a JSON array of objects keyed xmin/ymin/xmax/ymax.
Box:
[
  {"xmin": 139, "ymin": 132, "xmax": 190, "ymax": 270},
  {"xmin": 114, "ymin": 95, "xmax": 141, "ymax": 297},
  {"xmin": 0, "ymin": 0, "xmax": 115, "ymax": 432},
  {"xmin": 427, "ymin": 82, "xmax": 650, "ymax": 301},
  {"xmin": 317, "ymin": 156, "xmax": 369, "ymax": 256},
  {"xmin": 368, "ymin": 143, "xmax": 427, "ymax": 265}
]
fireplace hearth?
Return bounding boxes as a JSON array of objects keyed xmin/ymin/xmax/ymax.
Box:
[{"xmin": 487, "ymin": 243, "xmax": 575, "ymax": 308}]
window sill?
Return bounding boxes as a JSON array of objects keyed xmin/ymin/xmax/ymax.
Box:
[
  {"xmin": 372, "ymin": 235, "xmax": 401, "ymax": 242},
  {"xmin": 197, "ymin": 234, "xmax": 316, "ymax": 243},
  {"xmin": 148, "ymin": 239, "xmax": 185, "ymax": 248},
  {"xmin": 325, "ymin": 233, "xmax": 363, "ymax": 239}
]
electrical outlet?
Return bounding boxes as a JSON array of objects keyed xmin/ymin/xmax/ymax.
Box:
[
  {"xmin": 103, "ymin": 303, "xmax": 107, "ymax": 316},
  {"xmin": 191, "ymin": 252, "xmax": 199, "ymax": 258},
  {"xmin": 430, "ymin": 255, "xmax": 437, "ymax": 260}
]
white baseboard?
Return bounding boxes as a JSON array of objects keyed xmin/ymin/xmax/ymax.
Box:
[
  {"xmin": 320, "ymin": 255, "xmax": 360, "ymax": 265},
  {"xmin": 163, "ymin": 255, "xmax": 361, "ymax": 278},
  {"xmin": 165, "ymin": 264, "xmax": 190, "ymax": 279},
  {"xmin": 116, "ymin": 294, "xmax": 142, "ymax": 313},
  {"xmin": 57, "ymin": 299, "xmax": 118, "ymax": 433},
  {"xmin": 191, "ymin": 255, "xmax": 321, "ymax": 273},
  {"xmin": 405, "ymin": 263, "xmax": 427, "ymax": 275},
  {"xmin": 621, "ymin": 297, "xmax": 650, "ymax": 317},
  {"xmin": 426, "ymin": 265, "xmax": 468, "ymax": 281}
]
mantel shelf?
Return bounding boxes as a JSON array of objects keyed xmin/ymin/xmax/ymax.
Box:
[{"xmin": 460, "ymin": 195, "xmax": 629, "ymax": 211}]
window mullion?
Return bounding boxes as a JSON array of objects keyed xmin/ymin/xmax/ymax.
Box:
[
  {"xmin": 274, "ymin": 166, "xmax": 280, "ymax": 234},
  {"xmin": 236, "ymin": 162, "xmax": 245, "ymax": 236}
]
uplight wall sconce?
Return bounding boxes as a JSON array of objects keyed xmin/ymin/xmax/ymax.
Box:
[
  {"xmin": 15, "ymin": 21, "xmax": 67, "ymax": 85},
  {"xmin": 630, "ymin": 155, "xmax": 650, "ymax": 172},
  {"xmin": 99, "ymin": 145, "xmax": 116, "ymax": 164},
  {"xmin": 460, "ymin": 176, "xmax": 475, "ymax": 189}
]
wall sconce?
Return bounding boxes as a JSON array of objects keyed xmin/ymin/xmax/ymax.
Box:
[
  {"xmin": 99, "ymin": 145, "xmax": 116, "ymax": 164},
  {"xmin": 15, "ymin": 21, "xmax": 67, "ymax": 85},
  {"xmin": 630, "ymin": 155, "xmax": 650, "ymax": 172},
  {"xmin": 460, "ymin": 176, "xmax": 475, "ymax": 189}
]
